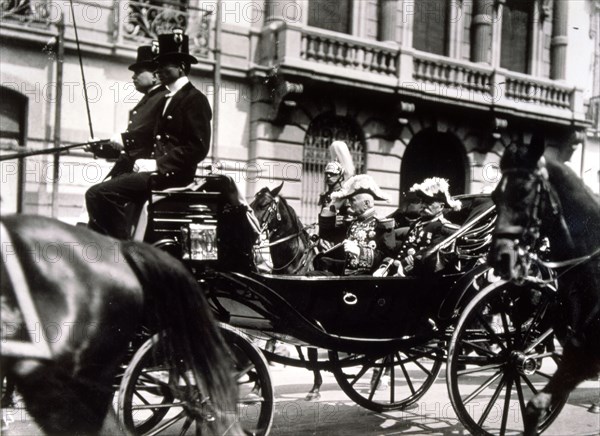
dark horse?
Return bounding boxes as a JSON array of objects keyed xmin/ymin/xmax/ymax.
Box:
[
  {"xmin": 0, "ymin": 215, "xmax": 241, "ymax": 435},
  {"xmin": 489, "ymin": 136, "xmax": 600, "ymax": 436},
  {"xmin": 250, "ymin": 183, "xmax": 324, "ymax": 400}
]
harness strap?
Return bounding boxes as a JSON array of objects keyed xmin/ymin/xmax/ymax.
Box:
[
  {"xmin": 540, "ymin": 247, "xmax": 600, "ymax": 269},
  {"xmin": 1, "ymin": 222, "xmax": 53, "ymax": 359}
]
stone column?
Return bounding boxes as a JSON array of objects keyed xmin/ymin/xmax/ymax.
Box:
[
  {"xmin": 265, "ymin": 0, "xmax": 299, "ymax": 23},
  {"xmin": 471, "ymin": 0, "xmax": 493, "ymax": 63},
  {"xmin": 379, "ymin": 0, "xmax": 398, "ymax": 42},
  {"xmin": 551, "ymin": 0, "xmax": 568, "ymax": 80}
]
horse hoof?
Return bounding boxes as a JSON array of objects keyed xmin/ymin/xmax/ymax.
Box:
[
  {"xmin": 305, "ymin": 392, "xmax": 321, "ymax": 401},
  {"xmin": 588, "ymin": 403, "xmax": 600, "ymax": 414}
]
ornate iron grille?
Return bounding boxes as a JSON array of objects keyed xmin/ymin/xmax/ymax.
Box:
[
  {"xmin": 1, "ymin": 0, "xmax": 52, "ymax": 25},
  {"xmin": 123, "ymin": 0, "xmax": 211, "ymax": 58},
  {"xmin": 300, "ymin": 113, "xmax": 366, "ymax": 225}
]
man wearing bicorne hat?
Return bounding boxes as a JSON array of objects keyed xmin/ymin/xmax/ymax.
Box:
[
  {"xmin": 86, "ymin": 30, "xmax": 212, "ymax": 240},
  {"xmin": 86, "ymin": 42, "xmax": 169, "ymax": 237},
  {"xmin": 375, "ymin": 177, "xmax": 461, "ymax": 277},
  {"xmin": 314, "ymin": 174, "xmax": 391, "ymax": 275}
]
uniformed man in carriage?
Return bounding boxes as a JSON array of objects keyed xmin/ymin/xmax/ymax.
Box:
[
  {"xmin": 314, "ymin": 174, "xmax": 391, "ymax": 275},
  {"xmin": 374, "ymin": 177, "xmax": 461, "ymax": 277},
  {"xmin": 86, "ymin": 29, "xmax": 212, "ymax": 240},
  {"xmin": 318, "ymin": 141, "xmax": 355, "ymax": 245}
]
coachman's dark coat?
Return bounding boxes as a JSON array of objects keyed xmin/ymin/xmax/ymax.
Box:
[
  {"xmin": 107, "ymin": 85, "xmax": 168, "ymax": 178},
  {"xmin": 152, "ymin": 82, "xmax": 212, "ymax": 184}
]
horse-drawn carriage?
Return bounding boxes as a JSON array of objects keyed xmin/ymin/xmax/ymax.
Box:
[{"xmin": 115, "ymin": 172, "xmax": 567, "ymax": 436}]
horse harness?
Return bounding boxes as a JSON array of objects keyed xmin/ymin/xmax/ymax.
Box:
[
  {"xmin": 0, "ymin": 222, "xmax": 53, "ymax": 360},
  {"xmin": 495, "ymin": 164, "xmax": 599, "ymax": 278},
  {"xmin": 253, "ymin": 191, "xmax": 315, "ymax": 273}
]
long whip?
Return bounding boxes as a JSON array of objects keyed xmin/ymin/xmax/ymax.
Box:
[{"xmin": 69, "ymin": 0, "xmax": 94, "ymax": 138}]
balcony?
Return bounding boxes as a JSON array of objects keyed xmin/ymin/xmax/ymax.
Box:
[{"xmin": 260, "ymin": 23, "xmax": 585, "ymax": 124}]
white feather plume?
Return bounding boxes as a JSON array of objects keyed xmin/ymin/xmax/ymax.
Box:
[{"xmin": 329, "ymin": 141, "xmax": 355, "ymax": 177}]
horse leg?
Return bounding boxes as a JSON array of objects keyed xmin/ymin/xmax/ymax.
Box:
[
  {"xmin": 1, "ymin": 373, "xmax": 16, "ymax": 408},
  {"xmin": 305, "ymin": 348, "xmax": 322, "ymax": 401},
  {"xmin": 11, "ymin": 359, "xmax": 118, "ymax": 435},
  {"xmin": 524, "ymin": 344, "xmax": 600, "ymax": 436}
]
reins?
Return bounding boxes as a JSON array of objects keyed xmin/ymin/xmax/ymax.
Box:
[{"xmin": 252, "ymin": 191, "xmax": 315, "ymax": 273}]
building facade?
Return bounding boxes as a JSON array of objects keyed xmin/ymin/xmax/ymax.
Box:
[{"xmin": 1, "ymin": 0, "xmax": 598, "ymax": 223}]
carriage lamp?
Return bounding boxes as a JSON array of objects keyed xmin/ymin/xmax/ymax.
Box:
[{"xmin": 180, "ymin": 223, "xmax": 218, "ymax": 261}]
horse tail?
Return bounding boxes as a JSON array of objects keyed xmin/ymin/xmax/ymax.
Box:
[{"xmin": 121, "ymin": 241, "xmax": 240, "ymax": 435}]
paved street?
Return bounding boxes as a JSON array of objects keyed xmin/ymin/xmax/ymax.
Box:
[{"xmin": 3, "ymin": 360, "xmax": 599, "ymax": 435}]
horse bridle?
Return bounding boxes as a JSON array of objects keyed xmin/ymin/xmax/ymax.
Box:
[
  {"xmin": 253, "ymin": 191, "xmax": 316, "ymax": 273},
  {"xmin": 255, "ymin": 192, "xmax": 281, "ymax": 236},
  {"xmin": 494, "ymin": 167, "xmax": 562, "ymax": 250}
]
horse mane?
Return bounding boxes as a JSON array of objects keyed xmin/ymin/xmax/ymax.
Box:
[
  {"xmin": 276, "ymin": 194, "xmax": 309, "ymax": 244},
  {"xmin": 543, "ymin": 154, "xmax": 600, "ymax": 254}
]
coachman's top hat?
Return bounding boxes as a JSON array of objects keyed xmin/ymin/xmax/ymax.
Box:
[
  {"xmin": 155, "ymin": 29, "xmax": 198, "ymax": 65},
  {"xmin": 128, "ymin": 42, "xmax": 159, "ymax": 71}
]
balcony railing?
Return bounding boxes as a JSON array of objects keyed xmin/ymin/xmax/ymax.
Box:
[
  {"xmin": 261, "ymin": 23, "xmax": 583, "ymax": 121},
  {"xmin": 300, "ymin": 28, "xmax": 399, "ymax": 76}
]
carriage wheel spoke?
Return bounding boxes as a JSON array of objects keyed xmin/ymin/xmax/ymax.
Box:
[
  {"xmin": 178, "ymin": 416, "xmax": 193, "ymax": 436},
  {"xmin": 524, "ymin": 328, "xmax": 553, "ymax": 354},
  {"xmin": 463, "ymin": 370, "xmax": 503, "ymax": 405},
  {"xmin": 367, "ymin": 366, "xmax": 382, "ymax": 402},
  {"xmin": 461, "ymin": 339, "xmax": 500, "ymax": 357},
  {"xmin": 476, "ymin": 314, "xmax": 508, "ymax": 353},
  {"xmin": 476, "ymin": 374, "xmax": 506, "ymax": 426},
  {"xmin": 349, "ymin": 365, "xmax": 370, "ymax": 387},
  {"xmin": 523, "ymin": 302, "xmax": 549, "ymax": 345},
  {"xmin": 515, "ymin": 374, "xmax": 528, "ymax": 419},
  {"xmin": 500, "ymin": 311, "xmax": 513, "ymax": 348},
  {"xmin": 389, "ymin": 360, "xmax": 396, "ymax": 404},
  {"xmin": 500, "ymin": 376, "xmax": 514, "ymax": 435},
  {"xmin": 398, "ymin": 353, "xmax": 416, "ymax": 396},
  {"xmin": 139, "ymin": 372, "xmax": 171, "ymax": 390},
  {"xmin": 534, "ymin": 369, "xmax": 553, "ymax": 380},
  {"xmin": 404, "ymin": 353, "xmax": 433, "ymax": 376},
  {"xmin": 146, "ymin": 410, "xmax": 186, "ymax": 436},
  {"xmin": 520, "ymin": 374, "xmax": 539, "ymax": 395},
  {"xmin": 457, "ymin": 362, "xmax": 503, "ymax": 376},
  {"xmin": 236, "ymin": 363, "xmax": 256, "ymax": 380}
]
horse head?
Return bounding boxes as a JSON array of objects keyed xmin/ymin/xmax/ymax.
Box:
[
  {"xmin": 250, "ymin": 182, "xmax": 284, "ymax": 233},
  {"xmin": 489, "ymin": 134, "xmax": 559, "ymax": 280}
]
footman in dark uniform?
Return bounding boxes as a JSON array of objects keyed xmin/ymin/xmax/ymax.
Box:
[{"xmin": 86, "ymin": 30, "xmax": 212, "ymax": 240}]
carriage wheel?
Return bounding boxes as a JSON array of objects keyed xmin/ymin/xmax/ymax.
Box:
[
  {"xmin": 329, "ymin": 343, "xmax": 443, "ymax": 412},
  {"xmin": 447, "ymin": 281, "xmax": 567, "ymax": 436},
  {"xmin": 118, "ymin": 329, "xmax": 274, "ymax": 435}
]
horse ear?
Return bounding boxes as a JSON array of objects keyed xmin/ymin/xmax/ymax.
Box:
[
  {"xmin": 528, "ymin": 133, "xmax": 545, "ymax": 161},
  {"xmin": 271, "ymin": 181, "xmax": 284, "ymax": 197}
]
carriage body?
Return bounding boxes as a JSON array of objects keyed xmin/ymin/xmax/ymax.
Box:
[
  {"xmin": 143, "ymin": 177, "xmax": 496, "ymax": 347},
  {"xmin": 121, "ymin": 174, "xmax": 565, "ymax": 436}
]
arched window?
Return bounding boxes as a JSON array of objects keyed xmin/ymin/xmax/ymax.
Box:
[{"xmin": 300, "ymin": 113, "xmax": 366, "ymax": 224}]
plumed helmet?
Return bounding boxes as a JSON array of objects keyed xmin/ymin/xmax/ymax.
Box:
[
  {"xmin": 331, "ymin": 174, "xmax": 389, "ymax": 202},
  {"xmin": 410, "ymin": 177, "xmax": 462, "ymax": 211},
  {"xmin": 326, "ymin": 141, "xmax": 355, "ymax": 178},
  {"xmin": 324, "ymin": 161, "xmax": 343, "ymax": 175}
]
